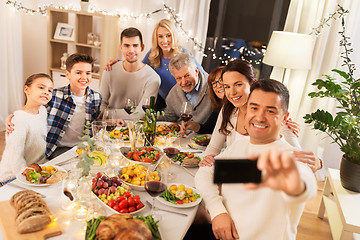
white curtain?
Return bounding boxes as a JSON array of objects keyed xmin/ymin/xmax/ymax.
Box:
[
  {"xmin": 0, "ymin": 3, "xmax": 24, "ymax": 131},
  {"xmin": 271, "ymin": 0, "xmax": 360, "ymax": 174}
]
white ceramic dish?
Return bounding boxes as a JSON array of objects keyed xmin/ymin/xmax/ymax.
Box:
[
  {"xmin": 119, "ymin": 146, "xmax": 163, "ymax": 166},
  {"xmin": 156, "ymin": 183, "xmax": 202, "ymax": 208},
  {"xmin": 92, "ymin": 191, "xmax": 146, "ymax": 215},
  {"xmin": 115, "ymin": 166, "xmax": 162, "ymax": 192},
  {"xmin": 16, "ymin": 165, "xmax": 67, "ymax": 187}
]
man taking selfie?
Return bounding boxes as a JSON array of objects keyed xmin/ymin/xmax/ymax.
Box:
[{"xmin": 195, "ymin": 79, "xmax": 317, "ymax": 240}]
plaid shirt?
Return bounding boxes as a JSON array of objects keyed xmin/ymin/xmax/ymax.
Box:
[{"xmin": 45, "ymin": 85, "xmax": 101, "ymax": 158}]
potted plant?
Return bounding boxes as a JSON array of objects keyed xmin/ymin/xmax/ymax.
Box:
[{"xmin": 304, "ymin": 17, "xmax": 360, "ymax": 192}]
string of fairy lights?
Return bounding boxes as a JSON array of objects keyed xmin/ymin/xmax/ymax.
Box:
[{"xmin": 4, "ymin": 1, "xmax": 351, "ymax": 66}]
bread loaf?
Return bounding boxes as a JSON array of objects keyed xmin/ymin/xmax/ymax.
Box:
[
  {"xmin": 10, "ymin": 190, "xmax": 51, "ymax": 234},
  {"xmin": 182, "ymin": 157, "xmax": 200, "ymax": 166}
]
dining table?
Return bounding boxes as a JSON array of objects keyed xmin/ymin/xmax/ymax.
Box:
[{"xmin": 0, "ymin": 131, "xmax": 208, "ymax": 240}]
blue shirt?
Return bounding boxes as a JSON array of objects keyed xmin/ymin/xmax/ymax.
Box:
[
  {"xmin": 143, "ymin": 48, "xmax": 206, "ymax": 99},
  {"xmin": 45, "ymin": 85, "xmax": 101, "ymax": 158},
  {"xmin": 185, "ymin": 77, "xmax": 201, "ymax": 106}
]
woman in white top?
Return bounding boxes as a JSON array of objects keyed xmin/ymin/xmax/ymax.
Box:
[
  {"xmin": 0, "ymin": 73, "xmax": 53, "ymax": 186},
  {"xmin": 201, "ymin": 59, "xmax": 322, "ymax": 172}
]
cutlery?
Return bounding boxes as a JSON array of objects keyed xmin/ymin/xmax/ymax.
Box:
[
  {"xmin": 187, "ymin": 144, "xmax": 204, "ymax": 151},
  {"xmin": 7, "ymin": 182, "xmax": 47, "ymax": 198},
  {"xmin": 55, "ymin": 157, "xmax": 78, "ymax": 166},
  {"xmin": 146, "ymin": 200, "xmax": 188, "ymax": 216}
]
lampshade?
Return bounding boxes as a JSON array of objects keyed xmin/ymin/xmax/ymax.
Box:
[{"xmin": 263, "ymin": 31, "xmax": 313, "ymax": 70}]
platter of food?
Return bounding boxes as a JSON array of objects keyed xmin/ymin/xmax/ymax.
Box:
[
  {"xmin": 91, "ymin": 172, "xmax": 145, "ymax": 215},
  {"xmin": 16, "ymin": 164, "xmax": 67, "ymax": 187},
  {"xmin": 156, "ymin": 122, "xmax": 180, "ymax": 137},
  {"xmin": 86, "ymin": 214, "xmax": 161, "ymax": 240},
  {"xmin": 157, "ymin": 183, "xmax": 202, "ymax": 208},
  {"xmin": 108, "ymin": 127, "xmax": 130, "ymax": 141},
  {"xmin": 116, "ymin": 164, "xmax": 161, "ymax": 191},
  {"xmin": 120, "ymin": 146, "xmax": 162, "ymax": 165},
  {"xmin": 171, "ymin": 152, "xmax": 201, "ymax": 168},
  {"xmin": 191, "ymin": 135, "xmax": 211, "ymax": 148}
]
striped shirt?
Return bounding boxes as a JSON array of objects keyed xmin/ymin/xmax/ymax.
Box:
[{"xmin": 45, "ymin": 85, "xmax": 101, "ymax": 158}]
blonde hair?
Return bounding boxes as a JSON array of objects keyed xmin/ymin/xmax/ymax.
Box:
[{"xmin": 149, "ymin": 19, "xmax": 181, "ymax": 69}]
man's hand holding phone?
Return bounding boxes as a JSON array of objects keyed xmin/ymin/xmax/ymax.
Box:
[{"xmin": 243, "ymin": 149, "xmax": 306, "ymax": 197}]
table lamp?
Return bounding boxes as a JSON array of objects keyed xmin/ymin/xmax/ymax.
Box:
[{"xmin": 263, "ymin": 31, "xmax": 313, "ymax": 83}]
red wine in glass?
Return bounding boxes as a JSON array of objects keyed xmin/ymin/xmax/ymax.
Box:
[
  {"xmin": 142, "ymin": 105, "xmax": 150, "ymax": 112},
  {"xmin": 106, "ymin": 122, "xmax": 117, "ymax": 132},
  {"xmin": 124, "ymin": 106, "xmax": 133, "ymax": 115},
  {"xmin": 181, "ymin": 113, "xmax": 193, "ymax": 122},
  {"xmin": 145, "ymin": 181, "xmax": 166, "ymax": 197}
]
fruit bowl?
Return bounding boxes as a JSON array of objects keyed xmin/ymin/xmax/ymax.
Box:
[
  {"xmin": 91, "ymin": 172, "xmax": 146, "ymax": 215},
  {"xmin": 93, "ymin": 192, "xmax": 146, "ymax": 215}
]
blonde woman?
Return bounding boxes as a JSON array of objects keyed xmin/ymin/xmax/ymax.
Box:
[{"xmin": 143, "ymin": 19, "xmax": 206, "ymax": 109}]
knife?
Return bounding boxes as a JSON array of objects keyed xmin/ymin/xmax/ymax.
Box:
[
  {"xmin": 146, "ymin": 200, "xmax": 188, "ymax": 216},
  {"xmin": 7, "ymin": 182, "xmax": 47, "ymax": 198}
]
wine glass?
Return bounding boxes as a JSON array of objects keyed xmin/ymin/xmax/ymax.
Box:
[
  {"xmin": 180, "ymin": 102, "xmax": 192, "ymax": 122},
  {"xmin": 103, "ymin": 108, "xmax": 117, "ymax": 139},
  {"xmin": 145, "ymin": 164, "xmax": 167, "ymax": 220},
  {"xmin": 124, "ymin": 98, "xmax": 137, "ymax": 115},
  {"xmin": 142, "ymin": 98, "xmax": 151, "ymax": 112}
]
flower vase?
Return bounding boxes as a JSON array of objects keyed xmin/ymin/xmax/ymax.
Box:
[{"xmin": 144, "ymin": 132, "xmax": 155, "ymax": 146}]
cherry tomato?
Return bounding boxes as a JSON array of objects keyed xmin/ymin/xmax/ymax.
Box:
[
  {"xmin": 113, "ymin": 204, "xmax": 120, "ymax": 212},
  {"xmin": 107, "ymin": 199, "xmax": 116, "ymax": 208},
  {"xmin": 187, "ymin": 153, "xmax": 195, "ymax": 158},
  {"xmin": 134, "ymin": 150, "xmax": 143, "ymax": 156},
  {"xmin": 123, "ymin": 192, "xmax": 132, "ymax": 198},
  {"xmin": 176, "ymin": 199, "xmax": 184, "ymax": 204},
  {"xmin": 119, "ymin": 208, "xmax": 129, "ymax": 213},
  {"xmin": 119, "ymin": 200, "xmax": 129, "ymax": 209},
  {"xmin": 154, "ymin": 152, "xmax": 160, "ymax": 160},
  {"xmin": 133, "ymin": 195, "xmax": 141, "ymax": 204},
  {"xmin": 116, "ymin": 196, "xmax": 126, "ymax": 202},
  {"xmin": 133, "ymin": 153, "xmax": 140, "ymax": 161},
  {"xmin": 136, "ymin": 202, "xmax": 144, "ymax": 210},
  {"xmin": 141, "ymin": 158, "xmax": 153, "ymax": 163},
  {"xmin": 127, "ymin": 197, "xmax": 135, "ymax": 207},
  {"xmin": 125, "ymin": 152, "xmax": 133, "ymax": 158},
  {"xmin": 146, "ymin": 147, "xmax": 154, "ymax": 152},
  {"xmin": 128, "ymin": 206, "xmax": 136, "ymax": 212}
]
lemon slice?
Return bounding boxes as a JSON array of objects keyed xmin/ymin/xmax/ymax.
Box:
[{"xmin": 89, "ymin": 151, "xmax": 107, "ymax": 166}]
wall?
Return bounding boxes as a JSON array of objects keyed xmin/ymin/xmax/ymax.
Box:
[{"xmin": 21, "ymin": 0, "xmax": 173, "ymax": 81}]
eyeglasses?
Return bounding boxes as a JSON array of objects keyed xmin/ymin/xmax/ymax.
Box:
[{"xmin": 210, "ymin": 79, "xmax": 223, "ymax": 88}]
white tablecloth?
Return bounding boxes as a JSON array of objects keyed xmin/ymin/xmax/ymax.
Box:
[{"xmin": 0, "ymin": 133, "xmax": 205, "ymax": 240}]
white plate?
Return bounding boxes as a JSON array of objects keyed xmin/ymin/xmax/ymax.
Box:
[
  {"xmin": 156, "ymin": 183, "xmax": 202, "ymax": 208},
  {"xmin": 92, "ymin": 191, "xmax": 146, "ymax": 215},
  {"xmin": 119, "ymin": 146, "xmax": 163, "ymax": 166},
  {"xmin": 16, "ymin": 165, "xmax": 67, "ymax": 187}
]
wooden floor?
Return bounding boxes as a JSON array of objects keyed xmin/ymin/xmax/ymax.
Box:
[{"xmin": 0, "ymin": 130, "xmax": 332, "ymax": 239}]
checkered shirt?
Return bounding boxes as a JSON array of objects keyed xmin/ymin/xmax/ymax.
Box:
[{"xmin": 45, "ymin": 85, "xmax": 101, "ymax": 158}]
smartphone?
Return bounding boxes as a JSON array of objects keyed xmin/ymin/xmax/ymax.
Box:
[{"xmin": 213, "ymin": 159, "xmax": 262, "ymax": 184}]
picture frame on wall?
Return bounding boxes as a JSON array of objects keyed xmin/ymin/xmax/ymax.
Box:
[{"xmin": 54, "ymin": 23, "xmax": 75, "ymax": 41}]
